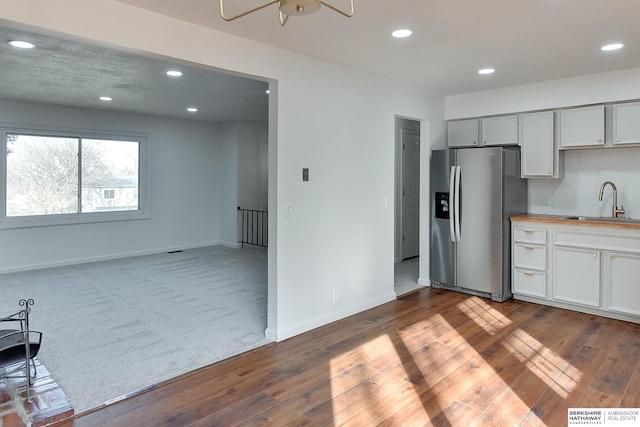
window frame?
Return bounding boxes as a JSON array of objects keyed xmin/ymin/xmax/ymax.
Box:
[{"xmin": 1, "ymin": 125, "xmax": 149, "ymax": 229}]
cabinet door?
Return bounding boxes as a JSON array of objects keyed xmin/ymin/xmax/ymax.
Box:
[
  {"xmin": 559, "ymin": 105, "xmax": 605, "ymax": 148},
  {"xmin": 521, "ymin": 111, "xmax": 555, "ymax": 177},
  {"xmin": 481, "ymin": 115, "xmax": 518, "ymax": 146},
  {"xmin": 447, "ymin": 119, "xmax": 479, "ymax": 147},
  {"xmin": 553, "ymin": 246, "xmax": 600, "ymax": 307},
  {"xmin": 607, "ymin": 252, "xmax": 640, "ymax": 316},
  {"xmin": 612, "ymin": 102, "xmax": 640, "ymax": 145}
]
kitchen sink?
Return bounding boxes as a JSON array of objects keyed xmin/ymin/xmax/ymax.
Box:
[{"xmin": 561, "ymin": 215, "xmax": 640, "ymax": 224}]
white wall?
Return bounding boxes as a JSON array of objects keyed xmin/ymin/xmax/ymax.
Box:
[
  {"xmin": 445, "ymin": 68, "xmax": 640, "ymax": 119},
  {"xmin": 217, "ymin": 122, "xmax": 240, "ymax": 247},
  {"xmin": 0, "ymin": 99, "xmax": 224, "ymax": 272},
  {"xmin": 218, "ymin": 120, "xmax": 269, "ymax": 246},
  {"xmin": 445, "ymin": 68, "xmax": 640, "ymax": 220},
  {"xmin": 236, "ymin": 121, "xmax": 268, "ymax": 211},
  {"xmin": 1, "ymin": 0, "xmax": 444, "ymax": 341}
]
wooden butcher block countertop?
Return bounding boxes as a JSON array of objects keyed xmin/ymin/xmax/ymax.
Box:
[{"xmin": 511, "ymin": 213, "xmax": 640, "ymax": 230}]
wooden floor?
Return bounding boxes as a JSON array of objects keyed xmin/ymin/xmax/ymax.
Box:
[{"xmin": 53, "ymin": 288, "xmax": 640, "ymax": 427}]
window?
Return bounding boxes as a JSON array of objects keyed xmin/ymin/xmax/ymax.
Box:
[{"xmin": 2, "ymin": 128, "xmax": 148, "ymax": 228}]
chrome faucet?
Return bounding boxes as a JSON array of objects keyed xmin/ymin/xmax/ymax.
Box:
[{"xmin": 598, "ymin": 181, "xmax": 625, "ymax": 218}]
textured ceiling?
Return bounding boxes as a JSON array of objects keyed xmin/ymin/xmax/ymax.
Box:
[
  {"xmin": 117, "ymin": 0, "xmax": 640, "ymax": 95},
  {"xmin": 0, "ymin": 24, "xmax": 269, "ymax": 123},
  {"xmin": 2, "ymin": 0, "xmax": 639, "ymax": 123}
]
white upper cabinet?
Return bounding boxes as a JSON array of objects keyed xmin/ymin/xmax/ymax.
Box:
[
  {"xmin": 447, "ymin": 119, "xmax": 479, "ymax": 147},
  {"xmin": 520, "ymin": 111, "xmax": 563, "ymax": 178},
  {"xmin": 559, "ymin": 105, "xmax": 605, "ymax": 148},
  {"xmin": 481, "ymin": 115, "xmax": 518, "ymax": 146},
  {"xmin": 612, "ymin": 102, "xmax": 640, "ymax": 145}
]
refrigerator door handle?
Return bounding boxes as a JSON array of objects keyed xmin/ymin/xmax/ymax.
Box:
[
  {"xmin": 454, "ymin": 165, "xmax": 462, "ymax": 242},
  {"xmin": 449, "ymin": 166, "xmax": 456, "ymax": 242}
]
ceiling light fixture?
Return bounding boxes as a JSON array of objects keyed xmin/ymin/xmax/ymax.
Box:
[
  {"xmin": 478, "ymin": 68, "xmax": 495, "ymax": 75},
  {"xmin": 99, "ymin": 96, "xmax": 113, "ymax": 101},
  {"xmin": 392, "ymin": 29, "xmax": 412, "ymax": 38},
  {"xmin": 167, "ymin": 70, "xmax": 183, "ymax": 77},
  {"xmin": 8, "ymin": 40, "xmax": 35, "ymax": 49},
  {"xmin": 220, "ymin": 0, "xmax": 354, "ymax": 26},
  {"xmin": 187, "ymin": 107, "xmax": 198, "ymax": 112},
  {"xmin": 601, "ymin": 43, "xmax": 624, "ymax": 51}
]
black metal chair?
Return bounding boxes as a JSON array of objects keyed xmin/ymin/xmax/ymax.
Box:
[{"xmin": 0, "ymin": 299, "xmax": 42, "ymax": 402}]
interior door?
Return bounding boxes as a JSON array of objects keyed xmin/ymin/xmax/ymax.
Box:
[{"xmin": 402, "ymin": 128, "xmax": 420, "ymax": 259}]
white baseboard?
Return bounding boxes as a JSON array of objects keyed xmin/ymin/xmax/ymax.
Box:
[
  {"xmin": 264, "ymin": 327, "xmax": 278, "ymax": 342},
  {"xmin": 418, "ymin": 277, "xmax": 432, "ymax": 286},
  {"xmin": 0, "ymin": 240, "xmax": 230, "ymax": 274},
  {"xmin": 218, "ymin": 241, "xmax": 242, "ymax": 249},
  {"xmin": 266, "ymin": 292, "xmax": 397, "ymax": 342}
]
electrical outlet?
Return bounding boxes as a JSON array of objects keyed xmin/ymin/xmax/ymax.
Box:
[
  {"xmin": 541, "ymin": 193, "xmax": 550, "ymax": 205},
  {"xmin": 332, "ymin": 289, "xmax": 339, "ymax": 303}
]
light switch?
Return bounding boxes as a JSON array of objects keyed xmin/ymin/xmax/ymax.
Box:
[{"xmin": 285, "ymin": 204, "xmax": 293, "ymax": 217}]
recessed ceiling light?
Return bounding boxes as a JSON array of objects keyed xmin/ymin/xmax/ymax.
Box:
[
  {"xmin": 478, "ymin": 68, "xmax": 495, "ymax": 75},
  {"xmin": 99, "ymin": 96, "xmax": 113, "ymax": 101},
  {"xmin": 601, "ymin": 43, "xmax": 624, "ymax": 51},
  {"xmin": 266, "ymin": 90, "xmax": 270, "ymax": 94},
  {"xmin": 8, "ymin": 40, "xmax": 35, "ymax": 49},
  {"xmin": 187, "ymin": 107, "xmax": 198, "ymax": 112},
  {"xmin": 392, "ymin": 29, "xmax": 412, "ymax": 38},
  {"xmin": 167, "ymin": 70, "xmax": 183, "ymax": 77}
]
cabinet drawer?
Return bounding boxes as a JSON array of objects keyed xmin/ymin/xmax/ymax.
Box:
[
  {"xmin": 513, "ymin": 226, "xmax": 546, "ymax": 245},
  {"xmin": 514, "ymin": 243, "xmax": 546, "ymax": 270},
  {"xmin": 513, "ymin": 268, "xmax": 546, "ymax": 298}
]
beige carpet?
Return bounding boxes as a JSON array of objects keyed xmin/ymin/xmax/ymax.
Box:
[{"xmin": 0, "ymin": 246, "xmax": 270, "ymax": 413}]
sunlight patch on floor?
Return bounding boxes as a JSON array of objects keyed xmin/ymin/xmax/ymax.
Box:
[
  {"xmin": 457, "ymin": 297, "xmax": 513, "ymax": 335},
  {"xmin": 329, "ymin": 333, "xmax": 426, "ymax": 424},
  {"xmin": 502, "ymin": 329, "xmax": 582, "ymax": 398}
]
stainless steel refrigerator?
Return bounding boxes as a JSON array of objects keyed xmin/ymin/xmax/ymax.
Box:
[{"xmin": 430, "ymin": 147, "xmax": 527, "ymax": 301}]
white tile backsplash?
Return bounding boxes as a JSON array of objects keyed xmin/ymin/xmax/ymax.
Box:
[{"xmin": 528, "ymin": 147, "xmax": 640, "ymax": 219}]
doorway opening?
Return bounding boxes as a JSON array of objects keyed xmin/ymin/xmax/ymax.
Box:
[{"xmin": 394, "ymin": 117, "xmax": 424, "ymax": 296}]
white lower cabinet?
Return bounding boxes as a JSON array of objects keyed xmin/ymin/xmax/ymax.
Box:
[
  {"xmin": 607, "ymin": 252, "xmax": 640, "ymax": 316},
  {"xmin": 511, "ymin": 219, "xmax": 640, "ymax": 324},
  {"xmin": 512, "ymin": 225, "xmax": 547, "ymax": 298},
  {"xmin": 553, "ymin": 246, "xmax": 600, "ymax": 307}
]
